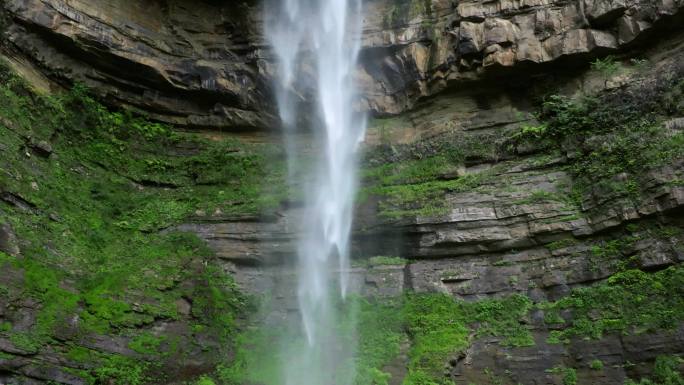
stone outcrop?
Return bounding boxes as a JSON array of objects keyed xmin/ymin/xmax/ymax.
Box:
[
  {"xmin": 359, "ymin": 0, "xmax": 684, "ymax": 113},
  {"xmin": 2, "ymin": 0, "xmax": 271, "ymax": 130},
  {"xmin": 2, "ymin": 0, "xmax": 683, "ymax": 128}
]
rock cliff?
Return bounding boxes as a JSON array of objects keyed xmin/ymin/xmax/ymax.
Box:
[
  {"xmin": 0, "ymin": 0, "xmax": 683, "ymax": 384},
  {"xmin": 3, "ymin": 0, "xmax": 683, "ymax": 124}
]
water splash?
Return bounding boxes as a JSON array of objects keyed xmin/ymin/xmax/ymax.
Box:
[{"xmin": 265, "ymin": 0, "xmax": 366, "ymax": 383}]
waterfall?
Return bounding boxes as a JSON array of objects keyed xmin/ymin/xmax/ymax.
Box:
[{"xmin": 266, "ymin": 0, "xmax": 366, "ymax": 383}]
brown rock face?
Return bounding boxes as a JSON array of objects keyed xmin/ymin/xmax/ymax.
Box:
[
  {"xmin": 3, "ymin": 0, "xmax": 271, "ymax": 130},
  {"xmin": 2, "ymin": 0, "xmax": 683, "ymax": 127},
  {"xmin": 358, "ymin": 0, "xmax": 684, "ymax": 113}
]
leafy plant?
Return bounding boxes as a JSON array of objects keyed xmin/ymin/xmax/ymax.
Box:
[
  {"xmin": 591, "ymin": 56, "xmax": 621, "ymax": 87},
  {"xmin": 590, "ymin": 359, "xmax": 604, "ymax": 370}
]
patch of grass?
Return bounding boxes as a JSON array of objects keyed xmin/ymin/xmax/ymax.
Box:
[
  {"xmin": 0, "ymin": 321, "xmax": 11, "ymax": 332},
  {"xmin": 66, "ymin": 346, "xmax": 93, "ymax": 363},
  {"xmin": 355, "ymin": 298, "xmax": 405, "ymax": 385},
  {"xmin": 193, "ymin": 376, "xmax": 217, "ymax": 385}
]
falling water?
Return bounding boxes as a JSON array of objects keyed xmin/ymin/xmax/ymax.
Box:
[{"xmin": 266, "ymin": 0, "xmax": 366, "ymax": 383}]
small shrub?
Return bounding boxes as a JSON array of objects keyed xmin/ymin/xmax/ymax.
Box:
[
  {"xmin": 590, "ymin": 359, "xmax": 604, "ymax": 370},
  {"xmin": 563, "ymin": 368, "xmax": 578, "ymax": 385}
]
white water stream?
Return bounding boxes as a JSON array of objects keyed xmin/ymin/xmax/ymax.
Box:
[{"xmin": 266, "ymin": 0, "xmax": 366, "ymax": 383}]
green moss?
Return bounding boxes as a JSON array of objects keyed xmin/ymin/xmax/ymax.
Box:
[
  {"xmin": 8, "ymin": 332, "xmax": 41, "ymax": 353},
  {"xmin": 66, "ymin": 346, "xmax": 93, "ymax": 363},
  {"xmin": 354, "ymin": 256, "xmax": 408, "ymax": 267},
  {"xmin": 129, "ymin": 332, "xmax": 167, "ymax": 355},
  {"xmin": 0, "ymin": 321, "xmax": 11, "ymax": 332},
  {"xmin": 361, "ymin": 126, "xmax": 503, "ymax": 220},
  {"xmin": 355, "ymin": 298, "xmax": 405, "ymax": 385},
  {"xmin": 403, "ymin": 293, "xmax": 533, "ymax": 384},
  {"xmin": 541, "ymin": 266, "xmax": 684, "ymax": 342},
  {"xmin": 367, "ymin": 172, "xmax": 491, "ymax": 219},
  {"xmin": 514, "ymin": 190, "xmax": 576, "ymax": 208},
  {"xmin": 94, "ymin": 355, "xmax": 150, "ymax": 385},
  {"xmin": 0, "ymin": 60, "xmax": 253, "ymax": 379}
]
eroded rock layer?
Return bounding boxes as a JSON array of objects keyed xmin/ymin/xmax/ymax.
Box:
[{"xmin": 2, "ymin": 0, "xmax": 683, "ymax": 127}]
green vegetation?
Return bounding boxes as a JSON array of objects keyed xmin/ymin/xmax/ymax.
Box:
[
  {"xmin": 208, "ymin": 263, "xmax": 684, "ymax": 384},
  {"xmin": 546, "ymin": 238, "xmax": 579, "ymax": 251},
  {"xmin": 128, "ymin": 332, "xmax": 167, "ymax": 355},
  {"xmin": 360, "ymin": 153, "xmax": 496, "ymax": 219},
  {"xmin": 590, "ymin": 359, "xmax": 604, "ymax": 370},
  {"xmin": 514, "ymin": 189, "xmax": 575, "ymax": 207},
  {"xmin": 194, "ymin": 376, "xmax": 218, "ymax": 385},
  {"xmin": 211, "ymin": 293, "xmax": 534, "ymax": 385},
  {"xmin": 94, "ymin": 355, "xmax": 150, "ymax": 385},
  {"xmin": 228, "ymin": 264, "xmax": 684, "ymax": 385},
  {"xmin": 547, "ymin": 366, "xmax": 577, "ymax": 385},
  {"xmin": 361, "ymin": 118, "xmax": 505, "ymax": 220},
  {"xmin": 541, "ymin": 266, "xmax": 684, "ymax": 343},
  {"xmin": 353, "ymin": 256, "xmax": 408, "ymax": 267},
  {"xmin": 511, "ymin": 71, "xmax": 684, "ymax": 202},
  {"xmin": 625, "ymin": 355, "xmax": 684, "ymax": 385},
  {"xmin": 402, "ymin": 293, "xmax": 533, "ymax": 384},
  {"xmin": 0, "ymin": 60, "xmax": 264, "ymax": 383},
  {"xmin": 591, "ymin": 56, "xmax": 621, "ymax": 86},
  {"xmin": 369, "ymin": 255, "xmax": 407, "ymax": 266}
]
